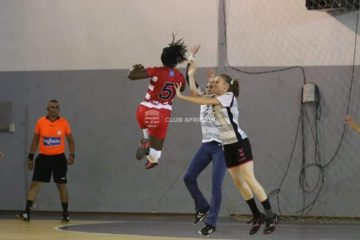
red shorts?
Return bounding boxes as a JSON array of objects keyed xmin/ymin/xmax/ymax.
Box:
[{"xmin": 136, "ymin": 105, "xmax": 172, "ymax": 140}]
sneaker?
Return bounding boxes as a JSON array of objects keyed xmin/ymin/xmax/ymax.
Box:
[
  {"xmin": 193, "ymin": 209, "xmax": 209, "ymax": 225},
  {"xmin": 263, "ymin": 214, "xmax": 279, "ymax": 234},
  {"xmin": 248, "ymin": 213, "xmax": 265, "ymax": 235},
  {"xmin": 61, "ymin": 213, "xmax": 70, "ymax": 223},
  {"xmin": 136, "ymin": 138, "xmax": 150, "ymax": 160},
  {"xmin": 145, "ymin": 160, "xmax": 158, "ymax": 169},
  {"xmin": 16, "ymin": 211, "xmax": 30, "ymax": 222},
  {"xmin": 198, "ymin": 224, "xmax": 215, "ymax": 236}
]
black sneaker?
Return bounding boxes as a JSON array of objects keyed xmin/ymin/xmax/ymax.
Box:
[
  {"xmin": 198, "ymin": 224, "xmax": 215, "ymax": 236},
  {"xmin": 16, "ymin": 211, "xmax": 30, "ymax": 222},
  {"xmin": 193, "ymin": 209, "xmax": 209, "ymax": 225},
  {"xmin": 136, "ymin": 138, "xmax": 150, "ymax": 160},
  {"xmin": 248, "ymin": 213, "xmax": 265, "ymax": 235},
  {"xmin": 263, "ymin": 214, "xmax": 279, "ymax": 234},
  {"xmin": 61, "ymin": 213, "xmax": 70, "ymax": 223}
]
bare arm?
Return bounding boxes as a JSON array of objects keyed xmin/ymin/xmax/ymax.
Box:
[
  {"xmin": 186, "ymin": 45, "xmax": 201, "ymax": 96},
  {"xmin": 187, "ymin": 61, "xmax": 200, "ymax": 96},
  {"xmin": 29, "ymin": 134, "xmax": 39, "ymax": 154},
  {"xmin": 66, "ymin": 134, "xmax": 75, "ymax": 165},
  {"xmin": 175, "ymin": 83, "xmax": 220, "ymax": 105},
  {"xmin": 27, "ymin": 134, "xmax": 40, "ymax": 169},
  {"xmin": 128, "ymin": 64, "xmax": 149, "ymax": 80}
]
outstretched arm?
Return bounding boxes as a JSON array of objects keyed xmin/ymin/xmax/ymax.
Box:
[
  {"xmin": 175, "ymin": 83, "xmax": 220, "ymax": 105},
  {"xmin": 345, "ymin": 115, "xmax": 360, "ymax": 133},
  {"xmin": 128, "ymin": 64, "xmax": 149, "ymax": 80}
]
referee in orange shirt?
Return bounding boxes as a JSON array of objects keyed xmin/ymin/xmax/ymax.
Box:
[{"xmin": 17, "ymin": 99, "xmax": 75, "ymax": 223}]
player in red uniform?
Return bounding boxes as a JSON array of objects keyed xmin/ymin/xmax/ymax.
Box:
[{"xmin": 128, "ymin": 35, "xmax": 187, "ymax": 169}]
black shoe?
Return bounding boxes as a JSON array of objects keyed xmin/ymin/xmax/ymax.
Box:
[
  {"xmin": 198, "ymin": 224, "xmax": 215, "ymax": 236},
  {"xmin": 248, "ymin": 213, "xmax": 265, "ymax": 235},
  {"xmin": 145, "ymin": 160, "xmax": 158, "ymax": 169},
  {"xmin": 16, "ymin": 211, "xmax": 30, "ymax": 222},
  {"xmin": 136, "ymin": 138, "xmax": 150, "ymax": 160},
  {"xmin": 193, "ymin": 209, "xmax": 209, "ymax": 225},
  {"xmin": 61, "ymin": 213, "xmax": 70, "ymax": 223},
  {"xmin": 263, "ymin": 214, "xmax": 279, "ymax": 234}
]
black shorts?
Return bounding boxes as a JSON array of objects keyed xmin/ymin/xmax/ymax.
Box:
[
  {"xmin": 223, "ymin": 138, "xmax": 253, "ymax": 168},
  {"xmin": 33, "ymin": 153, "xmax": 68, "ymax": 183}
]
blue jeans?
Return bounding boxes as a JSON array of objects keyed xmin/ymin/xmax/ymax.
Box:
[{"xmin": 183, "ymin": 141, "xmax": 226, "ymax": 227}]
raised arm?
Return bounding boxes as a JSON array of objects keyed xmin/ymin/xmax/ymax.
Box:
[
  {"xmin": 128, "ymin": 64, "xmax": 149, "ymax": 80},
  {"xmin": 186, "ymin": 61, "xmax": 200, "ymax": 96},
  {"xmin": 186, "ymin": 45, "xmax": 201, "ymax": 96}
]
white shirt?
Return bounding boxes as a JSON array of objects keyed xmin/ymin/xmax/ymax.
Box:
[
  {"xmin": 200, "ymin": 104, "xmax": 221, "ymax": 143},
  {"xmin": 213, "ymin": 92, "xmax": 247, "ymax": 145}
]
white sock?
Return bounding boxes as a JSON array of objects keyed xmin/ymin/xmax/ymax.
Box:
[
  {"xmin": 147, "ymin": 148, "xmax": 161, "ymax": 163},
  {"xmin": 142, "ymin": 129, "xmax": 149, "ymax": 139}
]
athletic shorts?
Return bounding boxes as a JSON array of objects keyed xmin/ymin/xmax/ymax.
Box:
[
  {"xmin": 136, "ymin": 104, "xmax": 171, "ymax": 140},
  {"xmin": 32, "ymin": 153, "xmax": 68, "ymax": 183},
  {"xmin": 223, "ymin": 138, "xmax": 253, "ymax": 168}
]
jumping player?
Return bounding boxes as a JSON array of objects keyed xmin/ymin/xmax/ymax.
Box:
[{"xmin": 128, "ymin": 35, "xmax": 187, "ymax": 169}]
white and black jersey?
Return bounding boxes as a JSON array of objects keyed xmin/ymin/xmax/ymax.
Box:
[
  {"xmin": 213, "ymin": 92, "xmax": 247, "ymax": 145},
  {"xmin": 200, "ymin": 104, "xmax": 221, "ymax": 143}
]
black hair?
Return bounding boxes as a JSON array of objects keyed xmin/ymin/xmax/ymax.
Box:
[
  {"xmin": 161, "ymin": 34, "xmax": 187, "ymax": 68},
  {"xmin": 219, "ymin": 74, "xmax": 239, "ymax": 97}
]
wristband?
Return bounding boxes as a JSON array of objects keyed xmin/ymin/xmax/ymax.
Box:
[
  {"xmin": 69, "ymin": 154, "xmax": 75, "ymax": 158},
  {"xmin": 28, "ymin": 153, "xmax": 34, "ymax": 161}
]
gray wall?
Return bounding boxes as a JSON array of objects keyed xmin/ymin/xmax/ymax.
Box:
[{"xmin": 1, "ymin": 0, "xmax": 360, "ymax": 217}]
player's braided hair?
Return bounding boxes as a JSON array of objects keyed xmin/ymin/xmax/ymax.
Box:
[{"xmin": 161, "ymin": 33, "xmax": 187, "ymax": 68}]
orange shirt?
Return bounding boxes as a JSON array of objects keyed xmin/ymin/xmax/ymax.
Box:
[{"xmin": 35, "ymin": 116, "xmax": 71, "ymax": 155}]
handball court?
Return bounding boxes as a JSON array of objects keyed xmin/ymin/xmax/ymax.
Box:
[{"xmin": 0, "ymin": 212, "xmax": 359, "ymax": 240}]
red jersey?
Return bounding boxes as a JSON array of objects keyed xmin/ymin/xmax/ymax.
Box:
[{"xmin": 142, "ymin": 67, "xmax": 185, "ymax": 110}]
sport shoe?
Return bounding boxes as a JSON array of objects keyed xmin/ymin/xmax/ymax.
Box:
[
  {"xmin": 193, "ymin": 209, "xmax": 209, "ymax": 225},
  {"xmin": 198, "ymin": 224, "xmax": 215, "ymax": 236},
  {"xmin": 145, "ymin": 160, "xmax": 158, "ymax": 169},
  {"xmin": 136, "ymin": 138, "xmax": 150, "ymax": 160},
  {"xmin": 263, "ymin": 214, "xmax": 279, "ymax": 234},
  {"xmin": 61, "ymin": 213, "xmax": 70, "ymax": 223},
  {"xmin": 248, "ymin": 213, "xmax": 265, "ymax": 235},
  {"xmin": 16, "ymin": 211, "xmax": 30, "ymax": 222}
]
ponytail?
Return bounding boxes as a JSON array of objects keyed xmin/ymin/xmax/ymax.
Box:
[{"xmin": 219, "ymin": 74, "xmax": 239, "ymax": 97}]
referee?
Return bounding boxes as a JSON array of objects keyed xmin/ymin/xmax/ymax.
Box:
[{"xmin": 17, "ymin": 99, "xmax": 75, "ymax": 223}]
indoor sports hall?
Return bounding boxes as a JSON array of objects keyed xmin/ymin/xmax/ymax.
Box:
[{"xmin": 1, "ymin": 0, "xmax": 359, "ymax": 239}]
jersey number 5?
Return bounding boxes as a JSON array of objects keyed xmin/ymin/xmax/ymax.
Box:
[{"xmin": 159, "ymin": 82, "xmax": 175, "ymax": 100}]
